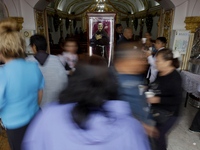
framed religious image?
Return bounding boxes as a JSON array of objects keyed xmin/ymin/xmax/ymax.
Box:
[{"xmin": 87, "ymin": 12, "xmax": 116, "ymax": 66}]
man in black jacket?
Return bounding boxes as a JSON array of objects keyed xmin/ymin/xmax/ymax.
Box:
[
  {"xmin": 117, "ymin": 27, "xmax": 133, "ymax": 45},
  {"xmin": 116, "ymin": 24, "xmax": 123, "ymax": 42}
]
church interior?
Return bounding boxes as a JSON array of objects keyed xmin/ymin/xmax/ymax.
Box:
[{"xmin": 1, "ymin": 0, "xmax": 200, "ymax": 150}]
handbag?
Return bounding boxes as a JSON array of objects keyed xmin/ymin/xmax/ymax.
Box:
[{"xmin": 151, "ymin": 107, "xmax": 174, "ymax": 124}]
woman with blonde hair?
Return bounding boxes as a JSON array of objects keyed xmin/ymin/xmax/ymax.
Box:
[{"xmin": 0, "ymin": 19, "xmax": 45, "ymax": 150}]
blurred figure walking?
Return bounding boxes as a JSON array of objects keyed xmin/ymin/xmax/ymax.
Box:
[
  {"xmin": 113, "ymin": 43, "xmax": 158, "ymax": 138},
  {"xmin": 27, "ymin": 34, "xmax": 67, "ymax": 108},
  {"xmin": 22, "ymin": 55, "xmax": 150, "ymax": 150},
  {"xmin": 58, "ymin": 38, "xmax": 78, "ymax": 75},
  {"xmin": 0, "ymin": 19, "xmax": 44, "ymax": 150},
  {"xmin": 147, "ymin": 49, "xmax": 182, "ymax": 150},
  {"xmin": 189, "ymin": 109, "xmax": 200, "ymax": 133}
]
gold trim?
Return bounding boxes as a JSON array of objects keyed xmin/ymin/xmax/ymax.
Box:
[
  {"xmin": 9, "ymin": 17, "xmax": 24, "ymax": 30},
  {"xmin": 184, "ymin": 17, "xmax": 200, "ymax": 33},
  {"xmin": 3, "ymin": 3, "xmax": 9, "ymax": 17},
  {"xmin": 34, "ymin": 9, "xmax": 46, "ymax": 36},
  {"xmin": 185, "ymin": 34, "xmax": 194, "ymax": 70},
  {"xmin": 107, "ymin": 0, "xmax": 130, "ymax": 15},
  {"xmin": 181, "ymin": 54, "xmax": 185, "ymax": 70},
  {"xmin": 161, "ymin": 9, "xmax": 174, "ymax": 48}
]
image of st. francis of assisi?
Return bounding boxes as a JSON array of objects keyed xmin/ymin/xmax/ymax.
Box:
[{"xmin": 90, "ymin": 23, "xmax": 110, "ymax": 60}]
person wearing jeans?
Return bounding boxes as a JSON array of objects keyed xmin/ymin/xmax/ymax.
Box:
[{"xmin": 0, "ymin": 19, "xmax": 45, "ymax": 150}]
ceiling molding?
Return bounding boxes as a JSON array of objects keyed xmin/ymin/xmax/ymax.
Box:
[
  {"xmin": 49, "ymin": 0, "xmax": 160, "ymax": 16},
  {"xmin": 73, "ymin": 3, "xmax": 129, "ymax": 14}
]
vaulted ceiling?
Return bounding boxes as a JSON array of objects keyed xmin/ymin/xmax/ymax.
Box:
[{"xmin": 49, "ymin": 0, "xmax": 160, "ymax": 16}]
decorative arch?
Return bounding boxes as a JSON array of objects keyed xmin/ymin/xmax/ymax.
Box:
[{"xmin": 0, "ymin": 1, "xmax": 9, "ymax": 19}]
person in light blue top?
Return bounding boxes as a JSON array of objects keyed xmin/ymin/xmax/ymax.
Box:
[{"xmin": 0, "ymin": 19, "xmax": 45, "ymax": 150}]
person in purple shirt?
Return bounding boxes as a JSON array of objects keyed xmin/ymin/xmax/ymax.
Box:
[{"xmin": 22, "ymin": 55, "xmax": 150, "ymax": 150}]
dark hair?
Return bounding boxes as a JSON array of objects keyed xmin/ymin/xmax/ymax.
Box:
[
  {"xmin": 30, "ymin": 34, "xmax": 47, "ymax": 51},
  {"xmin": 116, "ymin": 24, "xmax": 122, "ymax": 28},
  {"xmin": 63, "ymin": 38, "xmax": 81, "ymax": 54},
  {"xmin": 59, "ymin": 55, "xmax": 118, "ymax": 129},
  {"xmin": 157, "ymin": 48, "xmax": 180, "ymax": 68},
  {"xmin": 145, "ymin": 32, "xmax": 152, "ymax": 36},
  {"xmin": 63, "ymin": 38, "xmax": 78, "ymax": 47},
  {"xmin": 156, "ymin": 37, "xmax": 167, "ymax": 44}
]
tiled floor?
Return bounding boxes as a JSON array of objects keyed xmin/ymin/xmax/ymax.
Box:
[{"xmin": 167, "ymin": 98, "xmax": 200, "ymax": 150}]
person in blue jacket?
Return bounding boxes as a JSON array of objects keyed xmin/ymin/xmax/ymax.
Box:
[{"xmin": 0, "ymin": 19, "xmax": 45, "ymax": 150}]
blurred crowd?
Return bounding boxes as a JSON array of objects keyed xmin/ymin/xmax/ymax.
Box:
[{"xmin": 0, "ymin": 19, "xmax": 184, "ymax": 150}]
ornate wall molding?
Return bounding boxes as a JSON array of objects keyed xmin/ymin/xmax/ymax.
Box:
[
  {"xmin": 185, "ymin": 17, "xmax": 200, "ymax": 33},
  {"xmin": 47, "ymin": 3, "xmax": 161, "ymax": 20},
  {"xmin": 9, "ymin": 17, "xmax": 24, "ymax": 30},
  {"xmin": 35, "ymin": 9, "xmax": 46, "ymax": 36},
  {"xmin": 121, "ymin": 8, "xmax": 161, "ymax": 20},
  {"xmin": 161, "ymin": 9, "xmax": 174, "ymax": 48}
]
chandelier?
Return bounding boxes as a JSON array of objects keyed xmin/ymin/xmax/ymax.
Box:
[{"xmin": 96, "ymin": 0, "xmax": 106, "ymax": 12}]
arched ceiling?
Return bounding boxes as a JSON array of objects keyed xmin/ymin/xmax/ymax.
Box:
[{"xmin": 49, "ymin": 0, "xmax": 160, "ymax": 16}]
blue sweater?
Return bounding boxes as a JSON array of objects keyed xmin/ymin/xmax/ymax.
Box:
[
  {"xmin": 0, "ymin": 59, "xmax": 45, "ymax": 129},
  {"xmin": 116, "ymin": 73, "xmax": 151, "ymax": 125}
]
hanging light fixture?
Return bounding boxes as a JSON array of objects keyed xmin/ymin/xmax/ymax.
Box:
[{"xmin": 96, "ymin": 0, "xmax": 105, "ymax": 12}]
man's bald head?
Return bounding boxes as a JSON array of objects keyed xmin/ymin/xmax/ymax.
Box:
[{"xmin": 123, "ymin": 27, "xmax": 133, "ymax": 40}]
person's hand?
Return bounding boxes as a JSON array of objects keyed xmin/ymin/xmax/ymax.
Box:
[
  {"xmin": 147, "ymin": 96, "xmax": 161, "ymax": 104},
  {"xmin": 95, "ymin": 34, "xmax": 98, "ymax": 40},
  {"xmin": 98, "ymin": 35, "xmax": 102, "ymax": 39},
  {"xmin": 146, "ymin": 50, "xmax": 152, "ymax": 57},
  {"xmin": 95, "ymin": 34, "xmax": 101, "ymax": 40},
  {"xmin": 142, "ymin": 123, "xmax": 160, "ymax": 138}
]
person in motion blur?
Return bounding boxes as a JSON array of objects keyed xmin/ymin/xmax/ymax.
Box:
[
  {"xmin": 22, "ymin": 55, "xmax": 151, "ymax": 150},
  {"xmin": 115, "ymin": 24, "xmax": 123, "ymax": 42},
  {"xmin": 142, "ymin": 33, "xmax": 156, "ymax": 55},
  {"xmin": 117, "ymin": 27, "xmax": 133, "ymax": 45},
  {"xmin": 189, "ymin": 109, "xmax": 200, "ymax": 133},
  {"xmin": 147, "ymin": 49, "xmax": 182, "ymax": 150},
  {"xmin": 59, "ymin": 38, "xmax": 78, "ymax": 75},
  {"xmin": 146, "ymin": 37, "xmax": 167, "ymax": 83},
  {"xmin": 58, "ymin": 37, "xmax": 65, "ymax": 50},
  {"xmin": 27, "ymin": 34, "xmax": 67, "ymax": 108},
  {"xmin": 112, "ymin": 43, "xmax": 159, "ymax": 139},
  {"xmin": 0, "ymin": 19, "xmax": 45, "ymax": 150}
]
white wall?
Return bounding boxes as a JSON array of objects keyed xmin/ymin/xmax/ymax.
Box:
[
  {"xmin": 172, "ymin": 1, "xmax": 188, "ymax": 30},
  {"xmin": 20, "ymin": 0, "xmax": 36, "ymax": 30}
]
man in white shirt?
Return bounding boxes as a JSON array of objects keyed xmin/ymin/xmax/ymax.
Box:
[{"xmin": 147, "ymin": 37, "xmax": 167, "ymax": 83}]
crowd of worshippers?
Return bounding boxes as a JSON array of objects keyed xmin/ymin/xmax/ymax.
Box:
[{"xmin": 0, "ymin": 18, "xmax": 197, "ymax": 150}]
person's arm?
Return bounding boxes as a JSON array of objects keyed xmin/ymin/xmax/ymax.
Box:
[
  {"xmin": 147, "ymin": 55, "xmax": 156, "ymax": 68},
  {"xmin": 57, "ymin": 60, "xmax": 68, "ymax": 90},
  {"xmin": 37, "ymin": 90, "xmax": 43, "ymax": 106},
  {"xmin": 142, "ymin": 123, "xmax": 159, "ymax": 138},
  {"xmin": 37, "ymin": 68, "xmax": 45, "ymax": 106},
  {"xmin": 0, "ymin": 70, "xmax": 6, "ymax": 110}
]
